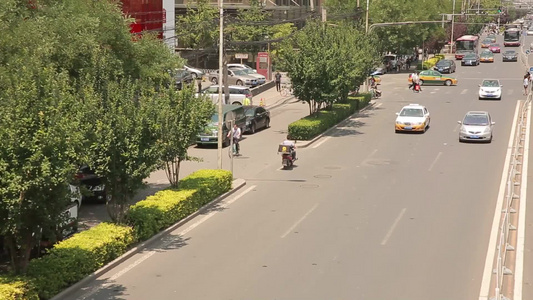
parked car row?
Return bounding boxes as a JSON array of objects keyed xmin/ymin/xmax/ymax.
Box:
[
  {"xmin": 209, "ymin": 65, "xmax": 266, "ymax": 87},
  {"xmin": 196, "ymin": 104, "xmax": 271, "ymax": 147}
]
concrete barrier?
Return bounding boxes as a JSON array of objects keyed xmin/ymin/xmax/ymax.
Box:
[{"xmin": 251, "ymin": 81, "xmax": 275, "ymax": 96}]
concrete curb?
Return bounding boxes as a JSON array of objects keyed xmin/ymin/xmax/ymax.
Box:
[
  {"xmin": 51, "ymin": 178, "xmax": 247, "ymax": 300},
  {"xmin": 266, "ymin": 95, "xmax": 296, "ymax": 110},
  {"xmin": 296, "ymin": 100, "xmax": 377, "ymax": 149},
  {"xmin": 251, "ymin": 81, "xmax": 276, "ymax": 96}
]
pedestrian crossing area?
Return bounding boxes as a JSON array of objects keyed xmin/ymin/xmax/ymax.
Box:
[{"xmin": 392, "ymin": 86, "xmax": 521, "ymax": 96}]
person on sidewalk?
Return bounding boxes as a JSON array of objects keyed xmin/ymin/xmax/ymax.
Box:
[
  {"xmin": 524, "ymin": 74, "xmax": 530, "ymax": 96},
  {"xmin": 275, "ymin": 71, "xmax": 282, "ymax": 92},
  {"xmin": 243, "ymin": 96, "xmax": 251, "ymax": 106},
  {"xmin": 227, "ymin": 124, "xmax": 241, "ymax": 155}
]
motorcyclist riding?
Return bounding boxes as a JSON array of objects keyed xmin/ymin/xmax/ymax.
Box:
[{"xmin": 280, "ymin": 138, "xmax": 296, "ymax": 161}]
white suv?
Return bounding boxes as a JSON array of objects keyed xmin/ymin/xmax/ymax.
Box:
[{"xmin": 200, "ymin": 85, "xmax": 253, "ymax": 105}]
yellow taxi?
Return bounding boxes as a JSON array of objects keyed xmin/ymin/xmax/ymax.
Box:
[
  {"xmin": 408, "ymin": 70, "xmax": 458, "ymax": 86},
  {"xmin": 480, "ymin": 39, "xmax": 492, "ymax": 48},
  {"xmin": 480, "ymin": 50, "xmax": 494, "ymax": 63},
  {"xmin": 395, "ymin": 104, "xmax": 430, "ymax": 133}
]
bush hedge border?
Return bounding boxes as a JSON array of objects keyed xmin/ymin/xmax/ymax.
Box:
[
  {"xmin": 0, "ymin": 169, "xmax": 233, "ymax": 300},
  {"xmin": 288, "ymin": 93, "xmax": 372, "ymax": 141}
]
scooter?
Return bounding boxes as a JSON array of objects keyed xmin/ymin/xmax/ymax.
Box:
[{"xmin": 278, "ymin": 144, "xmax": 296, "ymax": 169}]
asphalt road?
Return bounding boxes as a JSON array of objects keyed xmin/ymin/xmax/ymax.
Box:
[{"xmin": 62, "ymin": 36, "xmax": 526, "ymax": 300}]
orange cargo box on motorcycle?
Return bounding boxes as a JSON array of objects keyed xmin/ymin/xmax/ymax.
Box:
[{"xmin": 278, "ymin": 144, "xmax": 292, "ymax": 154}]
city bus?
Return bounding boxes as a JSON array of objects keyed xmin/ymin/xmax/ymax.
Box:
[
  {"xmin": 455, "ymin": 35, "xmax": 479, "ymax": 60},
  {"xmin": 504, "ymin": 28, "xmax": 521, "ymax": 46}
]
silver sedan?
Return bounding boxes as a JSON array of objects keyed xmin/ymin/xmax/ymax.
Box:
[{"xmin": 458, "ymin": 111, "xmax": 495, "ymax": 143}]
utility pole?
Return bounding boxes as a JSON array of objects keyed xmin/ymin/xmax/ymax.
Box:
[
  {"xmin": 310, "ymin": 0, "xmax": 314, "ymax": 11},
  {"xmin": 357, "ymin": 0, "xmax": 360, "ymax": 7},
  {"xmin": 217, "ymin": 0, "xmax": 224, "ymax": 169},
  {"xmin": 451, "ymin": 0, "xmax": 456, "ymax": 53},
  {"xmin": 365, "ymin": 0, "xmax": 370, "ymax": 33}
]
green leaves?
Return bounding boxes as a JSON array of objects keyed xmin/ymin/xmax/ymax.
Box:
[{"xmin": 279, "ymin": 21, "xmax": 378, "ymax": 114}]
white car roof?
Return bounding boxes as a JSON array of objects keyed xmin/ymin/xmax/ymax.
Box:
[{"xmin": 402, "ymin": 104, "xmax": 425, "ymax": 109}]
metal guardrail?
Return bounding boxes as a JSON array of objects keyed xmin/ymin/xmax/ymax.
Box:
[{"xmin": 490, "ymin": 34, "xmax": 532, "ymax": 300}]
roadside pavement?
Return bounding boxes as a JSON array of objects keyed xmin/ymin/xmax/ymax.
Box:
[{"xmin": 78, "ymin": 83, "xmax": 299, "ymax": 229}]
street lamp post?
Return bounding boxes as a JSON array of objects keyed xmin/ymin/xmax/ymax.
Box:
[
  {"xmin": 365, "ymin": 0, "xmax": 370, "ymax": 33},
  {"xmin": 450, "ymin": 0, "xmax": 456, "ymax": 54},
  {"xmin": 217, "ymin": 0, "xmax": 224, "ymax": 169}
]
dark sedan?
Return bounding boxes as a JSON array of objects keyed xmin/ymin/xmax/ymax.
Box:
[
  {"xmin": 461, "ymin": 53, "xmax": 480, "ymax": 66},
  {"xmin": 76, "ymin": 166, "xmax": 107, "ymax": 204},
  {"xmin": 243, "ymin": 105, "xmax": 270, "ymax": 134},
  {"xmin": 502, "ymin": 50, "xmax": 518, "ymax": 62},
  {"xmin": 433, "ymin": 59, "xmax": 456, "ymax": 73},
  {"xmin": 175, "ymin": 69, "xmax": 194, "ymax": 90}
]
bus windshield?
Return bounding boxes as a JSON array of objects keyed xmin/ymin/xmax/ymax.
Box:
[
  {"xmin": 504, "ymin": 30, "xmax": 520, "ymax": 41},
  {"xmin": 456, "ymin": 40, "xmax": 476, "ymax": 52}
]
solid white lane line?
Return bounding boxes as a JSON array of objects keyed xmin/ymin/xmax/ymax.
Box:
[
  {"xmin": 428, "ymin": 152, "xmax": 443, "ymax": 171},
  {"xmin": 381, "ymin": 208, "xmax": 407, "ymax": 245},
  {"xmin": 78, "ymin": 185, "xmax": 258, "ymax": 299},
  {"xmin": 460, "ymin": 89, "xmax": 468, "ymax": 95},
  {"xmin": 281, "ymin": 203, "xmax": 319, "ymax": 238},
  {"xmin": 514, "ymin": 100, "xmax": 531, "ymax": 300},
  {"xmin": 479, "ymin": 101, "xmax": 521, "ymax": 300},
  {"xmin": 312, "ymin": 136, "xmax": 331, "ymax": 149}
]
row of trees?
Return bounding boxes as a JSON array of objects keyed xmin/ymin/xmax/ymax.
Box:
[{"xmin": 0, "ymin": 0, "xmax": 213, "ymax": 273}]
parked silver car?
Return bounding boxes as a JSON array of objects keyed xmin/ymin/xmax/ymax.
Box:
[
  {"xmin": 229, "ymin": 66, "xmax": 266, "ymax": 85},
  {"xmin": 209, "ymin": 69, "xmax": 258, "ymax": 87},
  {"xmin": 458, "ymin": 111, "xmax": 495, "ymax": 143},
  {"xmin": 184, "ymin": 65, "xmax": 204, "ymax": 79},
  {"xmin": 199, "ymin": 85, "xmax": 253, "ymax": 105}
]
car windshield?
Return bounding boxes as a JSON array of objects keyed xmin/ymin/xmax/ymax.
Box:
[
  {"xmin": 436, "ymin": 61, "xmax": 451, "ymax": 66},
  {"xmin": 490, "ymin": 44, "xmax": 499, "ymax": 47},
  {"xmin": 481, "ymin": 52, "xmax": 493, "ymax": 57},
  {"xmin": 505, "ymin": 51, "xmax": 516, "ymax": 55},
  {"xmin": 239, "ymin": 68, "xmax": 253, "ymax": 74},
  {"xmin": 244, "ymin": 108, "xmax": 255, "ymax": 116},
  {"xmin": 464, "ymin": 54, "xmax": 476, "ymax": 59},
  {"xmin": 482, "ymin": 80, "xmax": 499, "ymax": 87},
  {"xmin": 463, "ymin": 115, "xmax": 489, "ymax": 126},
  {"xmin": 483, "ymin": 39, "xmax": 492, "ymax": 43},
  {"xmin": 400, "ymin": 108, "xmax": 424, "ymax": 117},
  {"xmin": 233, "ymin": 70, "xmax": 246, "ymax": 76}
]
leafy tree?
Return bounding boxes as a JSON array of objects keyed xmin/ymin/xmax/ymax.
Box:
[
  {"xmin": 279, "ymin": 21, "xmax": 378, "ymax": 114},
  {"xmin": 0, "ymin": 0, "xmax": 183, "ymax": 272},
  {"xmin": 270, "ymin": 23, "xmax": 297, "ymax": 69},
  {"xmin": 226, "ymin": 0, "xmax": 271, "ymax": 54},
  {"xmin": 86, "ymin": 78, "xmax": 162, "ymax": 224},
  {"xmin": 156, "ymin": 86, "xmax": 214, "ymax": 187},
  {"xmin": 176, "ymin": 0, "xmax": 218, "ymax": 66}
]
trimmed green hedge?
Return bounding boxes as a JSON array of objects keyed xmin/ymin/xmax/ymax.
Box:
[
  {"xmin": 127, "ymin": 169, "xmax": 232, "ymax": 241},
  {"xmin": 26, "ymin": 223, "xmax": 134, "ymax": 299},
  {"xmin": 288, "ymin": 93, "xmax": 371, "ymax": 140},
  {"xmin": 0, "ymin": 277, "xmax": 38, "ymax": 300},
  {"xmin": 0, "ymin": 169, "xmax": 233, "ymax": 300}
]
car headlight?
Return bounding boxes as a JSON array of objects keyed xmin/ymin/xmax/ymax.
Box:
[
  {"xmin": 212, "ymin": 130, "xmax": 218, "ymax": 135},
  {"xmin": 460, "ymin": 127, "xmax": 467, "ymax": 133},
  {"xmin": 396, "ymin": 121, "xmax": 403, "ymax": 125},
  {"xmin": 484, "ymin": 127, "xmax": 491, "ymax": 133}
]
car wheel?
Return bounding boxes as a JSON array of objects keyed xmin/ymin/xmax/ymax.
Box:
[
  {"xmin": 236, "ymin": 80, "xmax": 243, "ymax": 86},
  {"xmin": 250, "ymin": 122, "xmax": 256, "ymax": 134},
  {"xmin": 191, "ymin": 73, "xmax": 198, "ymax": 79},
  {"xmin": 444, "ymin": 80, "xmax": 452, "ymax": 86},
  {"xmin": 265, "ymin": 118, "xmax": 270, "ymax": 128},
  {"xmin": 488, "ymin": 136, "xmax": 493, "ymax": 143},
  {"xmin": 232, "ymin": 101, "xmax": 242, "ymax": 105},
  {"xmin": 211, "ymin": 77, "xmax": 218, "ymax": 84}
]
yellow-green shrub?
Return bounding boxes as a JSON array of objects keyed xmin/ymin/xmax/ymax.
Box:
[
  {"xmin": 288, "ymin": 94, "xmax": 371, "ymax": 140},
  {"xmin": 0, "ymin": 277, "xmax": 38, "ymax": 300},
  {"xmin": 127, "ymin": 169, "xmax": 232, "ymax": 241},
  {"xmin": 26, "ymin": 223, "xmax": 134, "ymax": 299}
]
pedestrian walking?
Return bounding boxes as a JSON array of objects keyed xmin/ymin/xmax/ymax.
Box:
[
  {"xmin": 227, "ymin": 124, "xmax": 241, "ymax": 155},
  {"xmin": 275, "ymin": 71, "xmax": 282, "ymax": 92},
  {"xmin": 524, "ymin": 74, "xmax": 530, "ymax": 96},
  {"xmin": 409, "ymin": 71, "xmax": 418, "ymax": 90}
]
